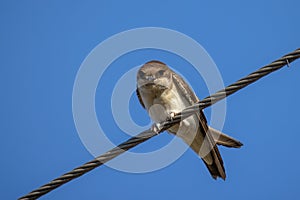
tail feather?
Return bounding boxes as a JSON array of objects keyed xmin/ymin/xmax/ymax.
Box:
[
  {"xmin": 188, "ymin": 127, "xmax": 226, "ymax": 180},
  {"xmin": 204, "ymin": 148, "xmax": 226, "ymax": 179},
  {"xmin": 173, "ymin": 116, "xmax": 241, "ymax": 180},
  {"xmin": 209, "ymin": 127, "xmax": 243, "ymax": 148}
]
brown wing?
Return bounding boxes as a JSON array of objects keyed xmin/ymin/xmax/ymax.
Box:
[
  {"xmin": 196, "ymin": 112, "xmax": 226, "ymax": 179},
  {"xmin": 172, "ymin": 71, "xmax": 226, "ymax": 180},
  {"xmin": 136, "ymin": 88, "xmax": 145, "ymax": 109},
  {"xmin": 171, "ymin": 72, "xmax": 207, "ymax": 123}
]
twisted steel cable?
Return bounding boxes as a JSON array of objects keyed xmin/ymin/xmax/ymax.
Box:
[
  {"xmin": 164, "ymin": 48, "xmax": 300, "ymax": 127},
  {"xmin": 19, "ymin": 48, "xmax": 300, "ymax": 200}
]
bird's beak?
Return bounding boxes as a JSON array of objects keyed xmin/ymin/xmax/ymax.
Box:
[{"xmin": 145, "ymin": 75, "xmax": 155, "ymax": 82}]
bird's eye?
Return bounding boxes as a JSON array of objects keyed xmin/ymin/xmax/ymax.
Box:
[
  {"xmin": 139, "ymin": 71, "xmax": 146, "ymax": 78},
  {"xmin": 157, "ymin": 70, "xmax": 164, "ymax": 76}
]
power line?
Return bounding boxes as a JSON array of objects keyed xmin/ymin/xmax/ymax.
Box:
[{"xmin": 19, "ymin": 48, "xmax": 300, "ymax": 200}]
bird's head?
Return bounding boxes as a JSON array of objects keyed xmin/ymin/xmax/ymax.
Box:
[{"xmin": 137, "ymin": 60, "xmax": 173, "ymax": 93}]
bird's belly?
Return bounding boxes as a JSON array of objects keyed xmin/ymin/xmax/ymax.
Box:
[{"xmin": 148, "ymin": 89, "xmax": 197, "ymax": 135}]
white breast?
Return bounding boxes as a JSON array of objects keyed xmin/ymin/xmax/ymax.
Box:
[{"xmin": 148, "ymin": 84, "xmax": 191, "ymax": 123}]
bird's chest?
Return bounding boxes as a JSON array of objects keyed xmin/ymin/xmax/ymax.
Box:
[{"xmin": 144, "ymin": 86, "xmax": 190, "ymax": 123}]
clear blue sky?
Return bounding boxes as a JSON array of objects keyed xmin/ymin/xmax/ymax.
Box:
[{"xmin": 1, "ymin": 1, "xmax": 300, "ymax": 199}]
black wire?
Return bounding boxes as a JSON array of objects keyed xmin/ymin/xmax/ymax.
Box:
[
  {"xmin": 163, "ymin": 48, "xmax": 300, "ymax": 128},
  {"xmin": 19, "ymin": 48, "xmax": 300, "ymax": 200}
]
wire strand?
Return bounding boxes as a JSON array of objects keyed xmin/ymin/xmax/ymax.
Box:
[{"xmin": 19, "ymin": 48, "xmax": 300, "ymax": 200}]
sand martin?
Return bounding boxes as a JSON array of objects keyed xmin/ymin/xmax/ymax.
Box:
[{"xmin": 136, "ymin": 60, "xmax": 243, "ymax": 180}]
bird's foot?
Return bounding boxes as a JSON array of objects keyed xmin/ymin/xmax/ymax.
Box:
[
  {"xmin": 151, "ymin": 122, "xmax": 163, "ymax": 135},
  {"xmin": 166, "ymin": 112, "xmax": 176, "ymax": 122}
]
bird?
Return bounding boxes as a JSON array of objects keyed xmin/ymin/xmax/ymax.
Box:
[{"xmin": 136, "ymin": 60, "xmax": 243, "ymax": 180}]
